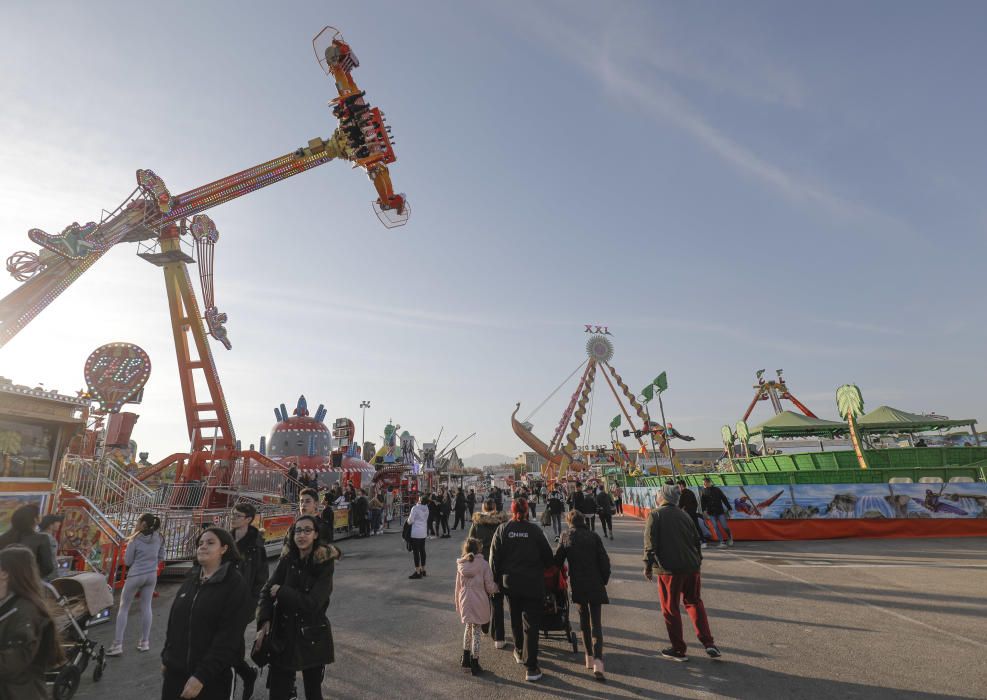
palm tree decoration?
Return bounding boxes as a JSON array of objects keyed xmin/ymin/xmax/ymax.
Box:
[
  {"xmin": 720, "ymin": 425, "xmax": 735, "ymax": 470},
  {"xmin": 836, "ymin": 384, "xmax": 868, "ymax": 470},
  {"xmin": 735, "ymin": 420, "xmax": 751, "ymax": 459},
  {"xmin": 0, "ymin": 430, "xmax": 22, "ymax": 477}
]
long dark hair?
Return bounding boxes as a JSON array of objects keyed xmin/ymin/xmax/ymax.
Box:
[
  {"xmin": 195, "ymin": 527, "xmax": 241, "ymax": 565},
  {"xmin": 284, "ymin": 515, "xmax": 321, "ymax": 560},
  {"xmin": 0, "ymin": 545, "xmax": 65, "ymax": 666}
]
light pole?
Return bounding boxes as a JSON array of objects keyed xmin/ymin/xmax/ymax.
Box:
[{"xmin": 360, "ymin": 400, "xmax": 371, "ymax": 452}]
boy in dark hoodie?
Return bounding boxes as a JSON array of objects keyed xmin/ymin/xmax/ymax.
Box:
[
  {"xmin": 230, "ymin": 502, "xmax": 269, "ymax": 699},
  {"xmin": 467, "ymin": 499, "xmax": 509, "ymax": 647}
]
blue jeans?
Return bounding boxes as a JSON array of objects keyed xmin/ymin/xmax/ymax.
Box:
[{"xmin": 709, "ymin": 513, "xmax": 731, "ymax": 542}]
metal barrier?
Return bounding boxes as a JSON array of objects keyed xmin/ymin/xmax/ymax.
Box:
[{"xmin": 60, "ymin": 456, "xmax": 156, "ymax": 514}]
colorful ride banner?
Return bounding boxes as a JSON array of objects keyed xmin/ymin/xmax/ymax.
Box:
[{"xmin": 622, "ymin": 483, "xmax": 987, "ymax": 541}]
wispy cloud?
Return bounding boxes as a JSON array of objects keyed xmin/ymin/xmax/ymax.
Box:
[
  {"xmin": 225, "ymin": 281, "xmax": 520, "ymax": 333},
  {"xmin": 814, "ymin": 319, "xmax": 905, "ymax": 336},
  {"xmin": 495, "ymin": 4, "xmax": 915, "ymax": 242},
  {"xmin": 613, "ymin": 315, "xmax": 852, "ymax": 357}
]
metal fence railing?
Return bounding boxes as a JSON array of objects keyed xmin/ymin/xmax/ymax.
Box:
[{"xmin": 61, "ymin": 456, "xmax": 156, "ymax": 514}]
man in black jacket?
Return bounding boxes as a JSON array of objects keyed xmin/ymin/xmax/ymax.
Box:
[
  {"xmin": 676, "ymin": 479, "xmax": 709, "ymax": 548},
  {"xmin": 699, "ymin": 477, "xmax": 733, "ymax": 547},
  {"xmin": 643, "ymin": 485, "xmax": 720, "ymax": 661},
  {"xmin": 490, "ymin": 499, "xmax": 553, "ymax": 683},
  {"xmin": 569, "ymin": 481, "xmax": 584, "ymax": 514},
  {"xmin": 578, "ymin": 486, "xmax": 598, "ymax": 532},
  {"xmin": 230, "ymin": 503, "xmax": 269, "ymax": 700},
  {"xmin": 595, "ymin": 487, "xmax": 615, "ymax": 540}
]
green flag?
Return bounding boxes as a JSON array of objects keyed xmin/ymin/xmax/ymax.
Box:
[
  {"xmin": 610, "ymin": 415, "xmax": 621, "ymax": 429},
  {"xmin": 654, "ymin": 371, "xmax": 668, "ymax": 392},
  {"xmin": 640, "ymin": 384, "xmax": 655, "ymax": 402}
]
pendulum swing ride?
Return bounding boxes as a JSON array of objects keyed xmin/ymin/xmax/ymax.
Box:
[
  {"xmin": 0, "ymin": 27, "xmax": 408, "ymax": 500},
  {"xmin": 512, "ymin": 329, "xmax": 674, "ymax": 481}
]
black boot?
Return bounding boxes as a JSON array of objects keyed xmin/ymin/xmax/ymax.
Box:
[
  {"xmin": 470, "ymin": 656, "xmax": 483, "ymax": 676},
  {"xmin": 461, "ymin": 649, "xmax": 472, "ymax": 672}
]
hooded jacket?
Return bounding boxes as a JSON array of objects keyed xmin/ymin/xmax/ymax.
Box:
[
  {"xmin": 257, "ymin": 543, "xmax": 341, "ymax": 670},
  {"xmin": 161, "ymin": 562, "xmax": 250, "ymax": 685},
  {"xmin": 0, "ymin": 593, "xmax": 56, "ymax": 700},
  {"xmin": 554, "ymin": 526, "xmax": 610, "ymax": 605},
  {"xmin": 454, "ymin": 554, "xmax": 498, "ymax": 624},
  {"xmin": 489, "ymin": 519, "xmax": 553, "ymax": 598},
  {"xmin": 124, "ymin": 531, "xmax": 165, "ymax": 577},
  {"xmin": 467, "ymin": 510, "xmax": 508, "ymax": 561}
]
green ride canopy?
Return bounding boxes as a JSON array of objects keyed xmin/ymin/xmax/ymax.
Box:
[
  {"xmin": 857, "ymin": 405, "xmax": 977, "ymax": 434},
  {"xmin": 749, "ymin": 411, "xmax": 848, "ymax": 439}
]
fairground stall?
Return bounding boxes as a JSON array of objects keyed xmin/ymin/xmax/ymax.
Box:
[{"xmin": 0, "ymin": 377, "xmax": 87, "ymax": 533}]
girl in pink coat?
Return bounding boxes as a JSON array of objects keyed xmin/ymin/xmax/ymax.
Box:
[{"xmin": 455, "ymin": 537, "xmax": 498, "ymax": 676}]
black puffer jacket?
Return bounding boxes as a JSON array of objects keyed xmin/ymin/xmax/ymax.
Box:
[
  {"xmin": 467, "ymin": 510, "xmax": 509, "ymax": 561},
  {"xmin": 0, "ymin": 593, "xmax": 56, "ymax": 700},
  {"xmin": 490, "ymin": 520, "xmax": 553, "ymax": 598},
  {"xmin": 258, "ymin": 544, "xmax": 341, "ymax": 671},
  {"xmin": 554, "ymin": 526, "xmax": 611, "ymax": 605},
  {"xmin": 595, "ymin": 492, "xmax": 614, "ymax": 515},
  {"xmin": 161, "ymin": 562, "xmax": 250, "ymax": 684}
]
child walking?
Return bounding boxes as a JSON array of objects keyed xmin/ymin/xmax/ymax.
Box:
[{"xmin": 455, "ymin": 537, "xmax": 498, "ymax": 676}]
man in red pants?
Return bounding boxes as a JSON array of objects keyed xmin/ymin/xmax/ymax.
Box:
[{"xmin": 643, "ymin": 484, "xmax": 721, "ymax": 661}]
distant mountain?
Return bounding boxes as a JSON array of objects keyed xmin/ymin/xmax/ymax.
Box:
[{"xmin": 463, "ymin": 452, "xmax": 513, "ymax": 468}]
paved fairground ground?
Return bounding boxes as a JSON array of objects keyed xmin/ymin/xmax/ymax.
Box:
[{"xmin": 73, "ymin": 511, "xmax": 987, "ymax": 700}]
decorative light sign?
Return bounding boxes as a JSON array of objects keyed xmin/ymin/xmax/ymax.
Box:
[{"xmin": 84, "ymin": 342, "xmax": 151, "ymax": 413}]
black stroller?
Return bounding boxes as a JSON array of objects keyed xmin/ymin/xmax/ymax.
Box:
[
  {"xmin": 541, "ymin": 563, "xmax": 579, "ymax": 653},
  {"xmin": 43, "ymin": 573, "xmax": 114, "ymax": 700}
]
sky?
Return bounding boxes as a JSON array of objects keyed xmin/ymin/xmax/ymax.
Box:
[{"xmin": 1, "ymin": 1, "xmax": 985, "ymax": 463}]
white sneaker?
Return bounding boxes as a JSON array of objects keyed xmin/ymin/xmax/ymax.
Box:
[
  {"xmin": 718, "ymin": 541, "xmax": 727, "ymax": 548},
  {"xmin": 137, "ymin": 640, "xmax": 150, "ymax": 652},
  {"xmin": 700, "ymin": 543, "xmax": 707, "ymax": 549},
  {"xmin": 105, "ymin": 643, "xmax": 123, "ymax": 657},
  {"xmin": 494, "ymin": 641, "xmax": 506, "ymax": 649},
  {"xmin": 513, "ymin": 649, "xmax": 524, "ymax": 664}
]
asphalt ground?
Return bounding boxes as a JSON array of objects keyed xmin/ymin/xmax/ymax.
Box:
[{"xmin": 72, "ymin": 512, "xmax": 987, "ymax": 700}]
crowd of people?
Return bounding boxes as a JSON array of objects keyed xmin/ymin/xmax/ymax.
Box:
[{"xmin": 0, "ymin": 475, "xmax": 726, "ymax": 697}]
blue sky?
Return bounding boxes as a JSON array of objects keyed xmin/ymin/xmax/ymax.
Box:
[{"xmin": 1, "ymin": 2, "xmax": 985, "ymax": 463}]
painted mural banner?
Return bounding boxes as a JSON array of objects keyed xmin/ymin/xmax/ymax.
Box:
[{"xmin": 624, "ymin": 483, "xmax": 987, "ymax": 520}]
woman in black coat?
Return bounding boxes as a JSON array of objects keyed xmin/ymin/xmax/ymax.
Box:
[
  {"xmin": 554, "ymin": 510, "xmax": 611, "ymax": 681},
  {"xmin": 161, "ymin": 527, "xmax": 249, "ymax": 700},
  {"xmin": 256, "ymin": 515, "xmax": 342, "ymax": 700},
  {"xmin": 438, "ymin": 488, "xmax": 452, "ymax": 538},
  {"xmin": 452, "ymin": 488, "xmax": 467, "ymax": 530}
]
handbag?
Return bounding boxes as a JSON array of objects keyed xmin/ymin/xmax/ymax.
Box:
[
  {"xmin": 539, "ymin": 508, "xmax": 551, "ymax": 526},
  {"xmin": 250, "ymin": 607, "xmax": 284, "ymax": 667}
]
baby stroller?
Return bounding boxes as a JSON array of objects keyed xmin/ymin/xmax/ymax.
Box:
[
  {"xmin": 541, "ymin": 563, "xmax": 578, "ymax": 653},
  {"xmin": 43, "ymin": 573, "xmax": 114, "ymax": 700}
]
